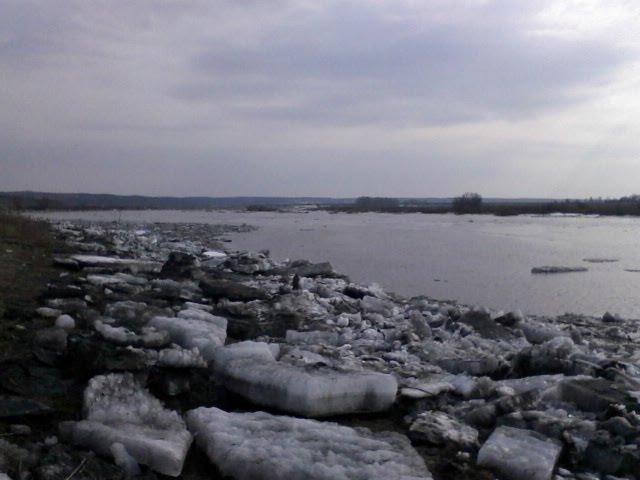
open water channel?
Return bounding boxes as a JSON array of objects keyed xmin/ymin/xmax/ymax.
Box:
[{"xmin": 38, "ymin": 210, "xmax": 640, "ymax": 318}]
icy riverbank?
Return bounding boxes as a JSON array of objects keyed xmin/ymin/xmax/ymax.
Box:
[{"xmin": 0, "ymin": 219, "xmax": 639, "ymax": 479}]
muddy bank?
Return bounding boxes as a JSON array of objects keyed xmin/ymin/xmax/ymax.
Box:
[{"xmin": 0, "ymin": 217, "xmax": 638, "ymax": 479}]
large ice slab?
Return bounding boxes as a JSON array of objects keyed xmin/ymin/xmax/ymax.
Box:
[
  {"xmin": 477, "ymin": 426, "xmax": 562, "ymax": 480},
  {"xmin": 187, "ymin": 406, "xmax": 431, "ymax": 480},
  {"xmin": 212, "ymin": 342, "xmax": 397, "ymax": 417},
  {"xmin": 149, "ymin": 315, "xmax": 226, "ymax": 362},
  {"xmin": 60, "ymin": 373, "xmax": 192, "ymax": 477}
]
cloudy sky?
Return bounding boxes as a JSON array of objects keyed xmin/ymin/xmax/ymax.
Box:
[{"xmin": 1, "ymin": 0, "xmax": 639, "ymax": 198}]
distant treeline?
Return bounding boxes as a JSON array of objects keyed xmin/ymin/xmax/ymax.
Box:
[
  {"xmin": 5, "ymin": 191, "xmax": 640, "ymax": 217},
  {"xmin": 485, "ymin": 196, "xmax": 640, "ymax": 217},
  {"xmin": 328, "ymin": 194, "xmax": 640, "ymax": 216},
  {"xmin": 0, "ymin": 192, "xmax": 351, "ymax": 211}
]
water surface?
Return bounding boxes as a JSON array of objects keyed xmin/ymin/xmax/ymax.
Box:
[{"xmin": 37, "ymin": 210, "xmax": 640, "ymax": 318}]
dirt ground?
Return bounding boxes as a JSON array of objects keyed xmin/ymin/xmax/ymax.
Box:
[{"xmin": 0, "ymin": 211, "xmax": 65, "ymax": 360}]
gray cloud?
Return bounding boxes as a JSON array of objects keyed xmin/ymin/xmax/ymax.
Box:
[
  {"xmin": 0, "ymin": 1, "xmax": 638, "ymax": 197},
  {"xmin": 173, "ymin": 1, "xmax": 626, "ymax": 126}
]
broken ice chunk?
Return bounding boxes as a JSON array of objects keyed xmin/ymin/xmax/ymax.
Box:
[
  {"xmin": 212, "ymin": 340, "xmax": 278, "ymax": 369},
  {"xmin": 149, "ymin": 315, "xmax": 226, "ymax": 362},
  {"xmin": 60, "ymin": 373, "xmax": 192, "ymax": 477},
  {"xmin": 176, "ymin": 308, "xmax": 227, "ymax": 330},
  {"xmin": 187, "ymin": 406, "xmax": 432, "ymax": 480},
  {"xmin": 477, "ymin": 426, "xmax": 562, "ymax": 480},
  {"xmin": 212, "ymin": 342, "xmax": 397, "ymax": 417}
]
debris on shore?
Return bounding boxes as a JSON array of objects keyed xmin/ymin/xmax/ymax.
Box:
[{"xmin": 1, "ymin": 218, "xmax": 639, "ymax": 480}]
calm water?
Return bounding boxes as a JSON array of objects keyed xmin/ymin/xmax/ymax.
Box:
[{"xmin": 37, "ymin": 210, "xmax": 640, "ymax": 318}]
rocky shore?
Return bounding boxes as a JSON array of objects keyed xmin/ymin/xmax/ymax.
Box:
[{"xmin": 1, "ymin": 218, "xmax": 639, "ymax": 479}]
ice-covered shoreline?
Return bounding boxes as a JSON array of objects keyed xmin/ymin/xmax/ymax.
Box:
[{"xmin": 1, "ymin": 219, "xmax": 639, "ymax": 479}]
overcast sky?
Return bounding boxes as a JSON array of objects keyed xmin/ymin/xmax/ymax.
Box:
[{"xmin": 1, "ymin": 1, "xmax": 639, "ymax": 198}]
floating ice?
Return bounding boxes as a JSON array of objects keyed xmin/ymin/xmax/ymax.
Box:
[
  {"xmin": 187, "ymin": 406, "xmax": 432, "ymax": 480},
  {"xmin": 531, "ymin": 266, "xmax": 588, "ymax": 274},
  {"xmin": 477, "ymin": 426, "xmax": 562, "ymax": 480},
  {"xmin": 149, "ymin": 315, "xmax": 226, "ymax": 362},
  {"xmin": 212, "ymin": 342, "xmax": 397, "ymax": 417},
  {"xmin": 60, "ymin": 373, "xmax": 192, "ymax": 477}
]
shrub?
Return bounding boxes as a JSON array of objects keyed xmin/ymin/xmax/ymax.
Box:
[{"xmin": 452, "ymin": 192, "xmax": 483, "ymax": 214}]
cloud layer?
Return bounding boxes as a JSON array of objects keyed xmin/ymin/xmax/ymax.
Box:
[{"xmin": 1, "ymin": 1, "xmax": 639, "ymax": 197}]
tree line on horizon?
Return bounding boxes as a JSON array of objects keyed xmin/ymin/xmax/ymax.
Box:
[
  {"xmin": 4, "ymin": 191, "xmax": 640, "ymax": 217},
  {"xmin": 330, "ymin": 193, "xmax": 640, "ymax": 216}
]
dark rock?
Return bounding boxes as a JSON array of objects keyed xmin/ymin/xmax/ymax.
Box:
[
  {"xmin": 494, "ymin": 311, "xmax": 521, "ymax": 327},
  {"xmin": 150, "ymin": 370, "xmax": 191, "ymax": 397},
  {"xmin": 558, "ymin": 378, "xmax": 639, "ymax": 414},
  {"xmin": 499, "ymin": 410, "xmax": 596, "ymax": 442},
  {"xmin": 198, "ymin": 268, "xmax": 249, "ymax": 282},
  {"xmin": 343, "ymin": 284, "xmax": 369, "ymax": 299},
  {"xmin": 33, "ymin": 328, "xmax": 68, "ymax": 366},
  {"xmin": 511, "ymin": 337, "xmax": 578, "ymax": 377},
  {"xmin": 466, "ymin": 389, "xmax": 542, "ymax": 428},
  {"xmin": 438, "ymin": 356, "xmax": 506, "ymax": 378},
  {"xmin": 602, "ymin": 312, "xmax": 622, "ymax": 323},
  {"xmin": 600, "ymin": 417, "xmax": 637, "ymax": 439},
  {"xmin": 61, "ymin": 334, "xmax": 152, "ymax": 377},
  {"xmin": 200, "ymin": 278, "xmax": 268, "ymax": 302},
  {"xmin": 583, "ymin": 430, "xmax": 640, "ymax": 476},
  {"xmin": 160, "ymin": 251, "xmax": 199, "ymax": 279},
  {"xmin": 458, "ymin": 310, "xmax": 514, "ymax": 341}
]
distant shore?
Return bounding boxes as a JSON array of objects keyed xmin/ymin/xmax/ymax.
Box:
[{"xmin": 4, "ymin": 191, "xmax": 640, "ymax": 217}]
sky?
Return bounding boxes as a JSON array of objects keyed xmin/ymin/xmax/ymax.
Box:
[{"xmin": 1, "ymin": 0, "xmax": 639, "ymax": 198}]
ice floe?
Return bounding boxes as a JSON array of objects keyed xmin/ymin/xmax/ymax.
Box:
[{"xmin": 187, "ymin": 406, "xmax": 432, "ymax": 480}]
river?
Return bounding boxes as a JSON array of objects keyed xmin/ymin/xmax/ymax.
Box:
[{"xmin": 36, "ymin": 209, "xmax": 640, "ymax": 319}]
